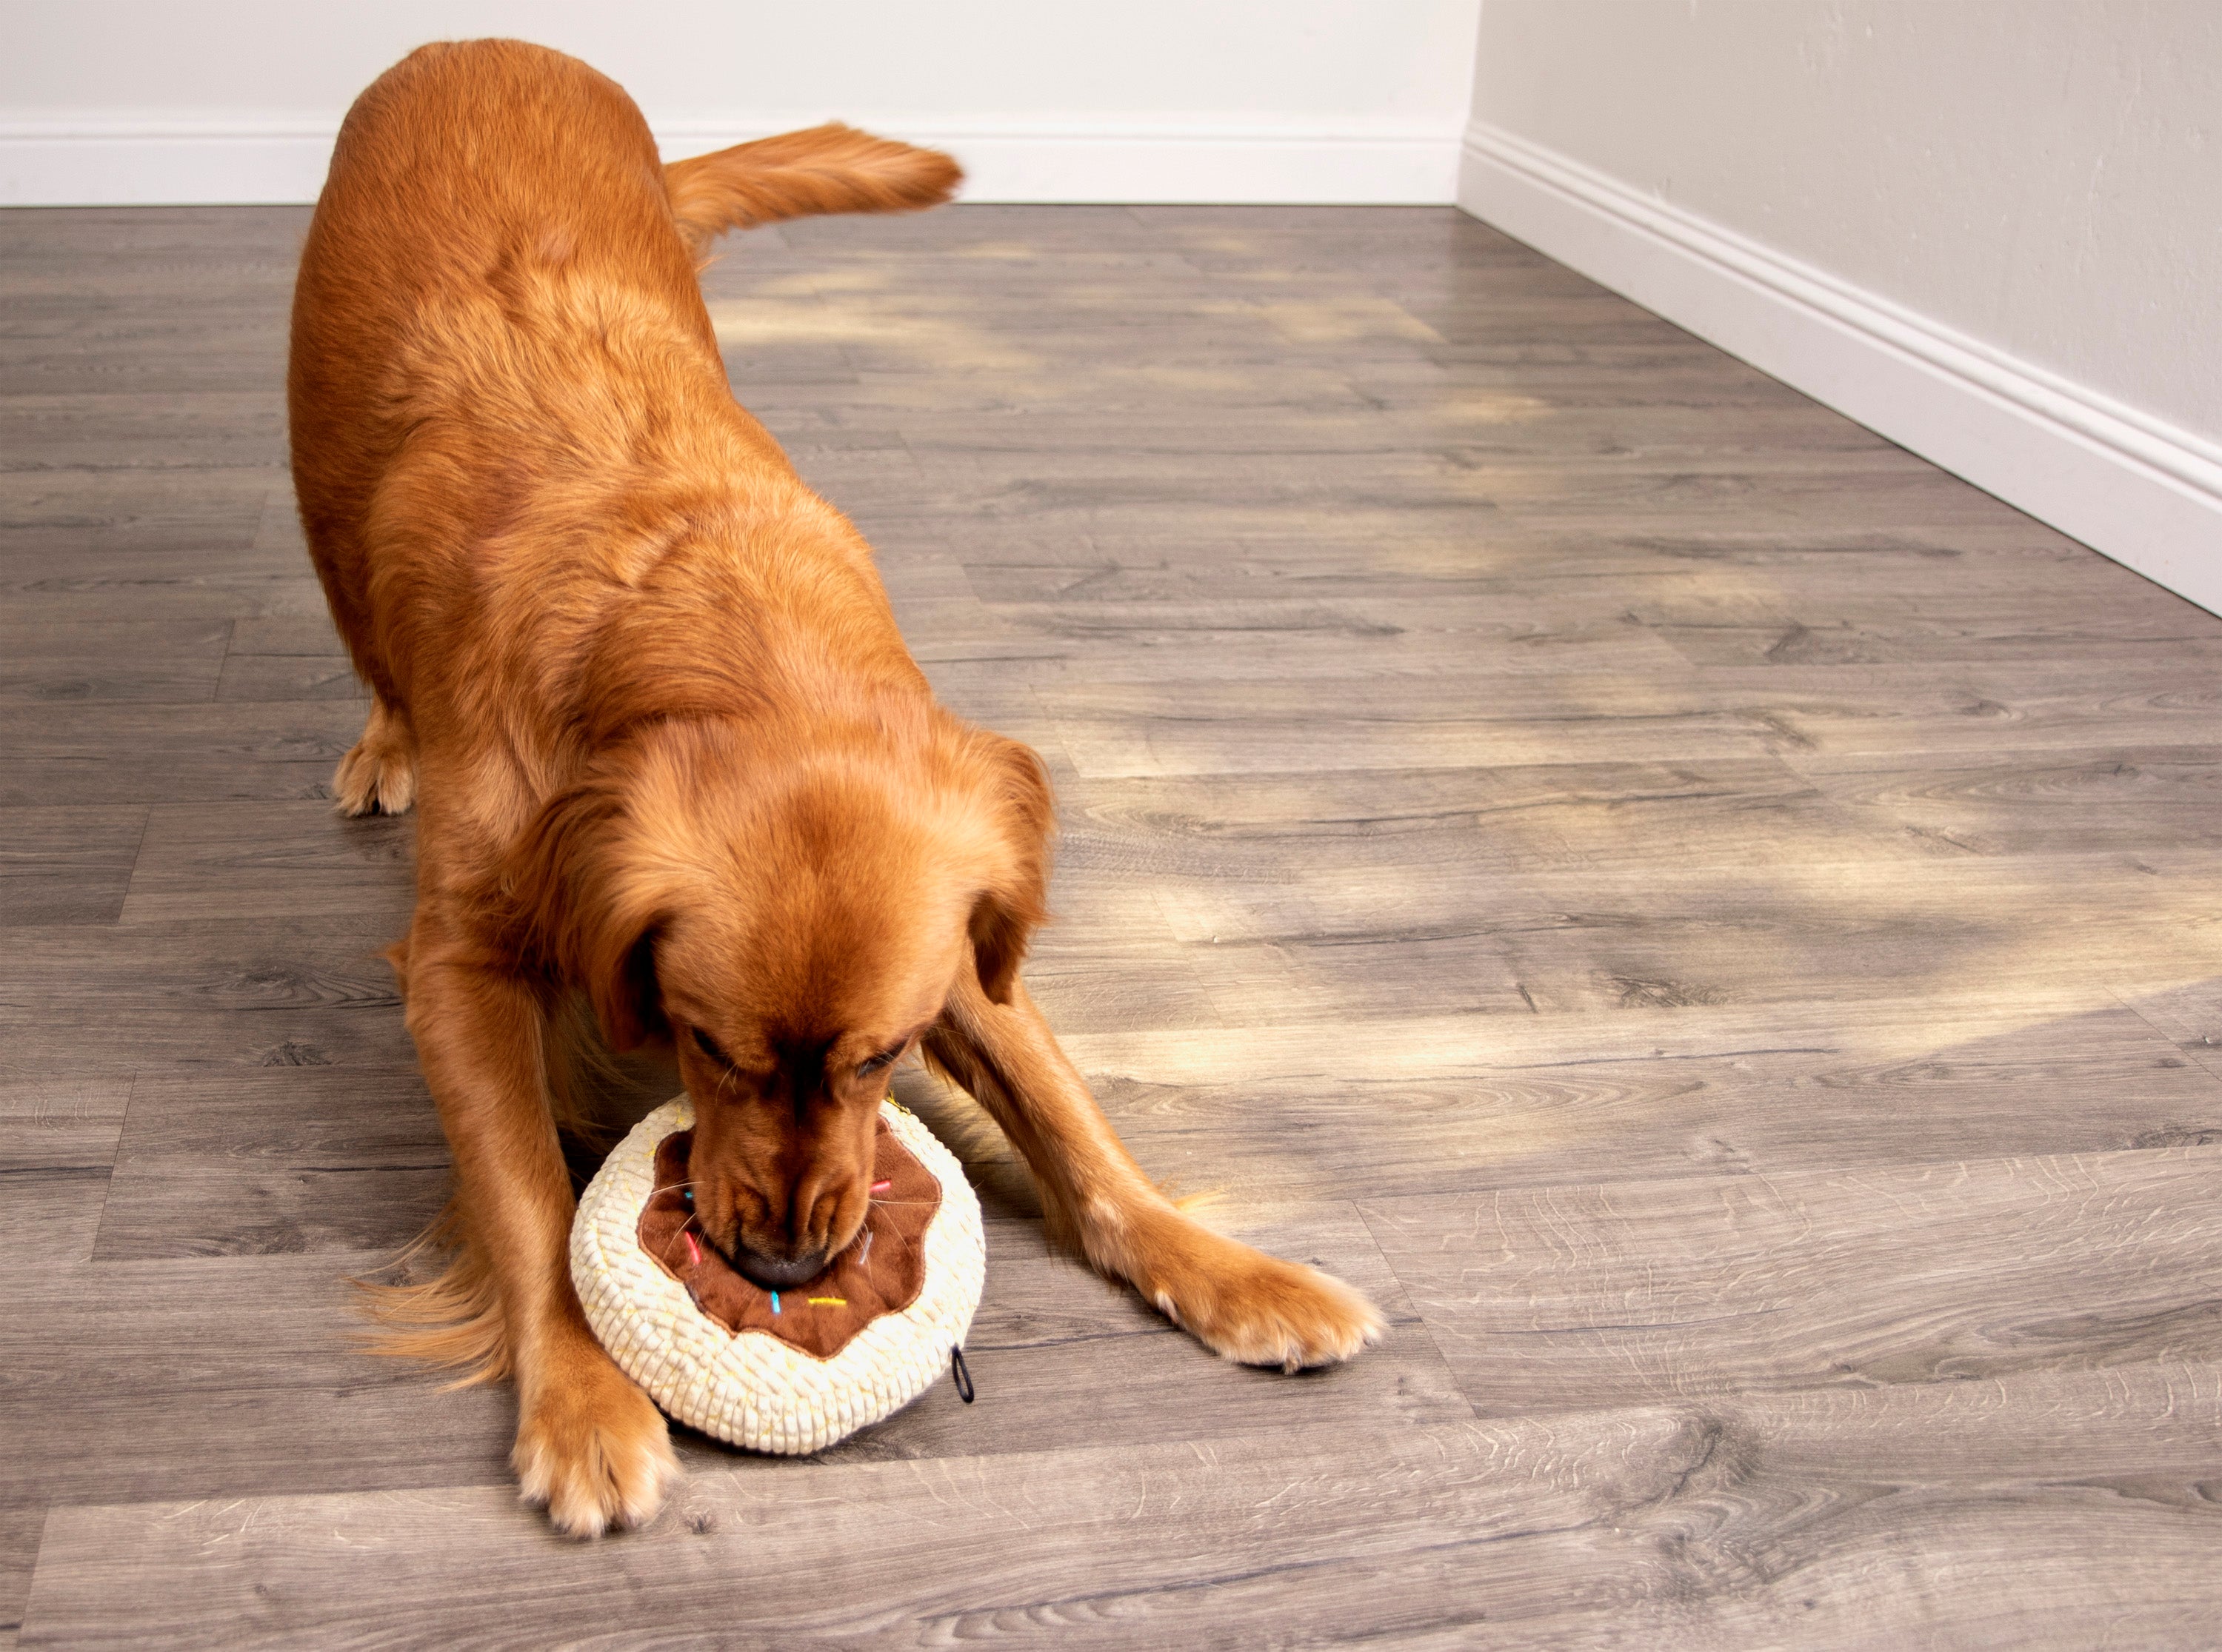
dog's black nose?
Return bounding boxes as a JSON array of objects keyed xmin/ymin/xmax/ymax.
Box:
[{"xmin": 730, "ymin": 1245, "xmax": 827, "ymax": 1291}]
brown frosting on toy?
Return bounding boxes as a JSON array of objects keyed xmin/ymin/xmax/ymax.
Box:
[{"xmin": 638, "ymin": 1115, "xmax": 939, "ymax": 1359}]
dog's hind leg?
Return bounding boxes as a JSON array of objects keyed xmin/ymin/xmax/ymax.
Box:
[{"xmin": 333, "ymin": 693, "xmax": 418, "ymax": 817}]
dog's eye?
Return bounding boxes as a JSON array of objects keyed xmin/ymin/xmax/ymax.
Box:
[
  {"xmin": 692, "ymin": 1027, "xmax": 731, "ymax": 1067},
  {"xmin": 858, "ymin": 1044, "xmax": 902, "ymax": 1077}
]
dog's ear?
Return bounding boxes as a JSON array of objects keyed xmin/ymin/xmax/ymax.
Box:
[
  {"xmin": 493, "ymin": 782, "xmax": 670, "ymax": 1050},
  {"xmin": 587, "ymin": 915, "xmax": 667, "ymax": 1053},
  {"xmin": 967, "ymin": 736, "xmax": 1055, "ymax": 1005}
]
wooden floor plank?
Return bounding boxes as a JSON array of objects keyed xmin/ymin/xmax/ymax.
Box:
[
  {"xmin": 803, "ymin": 1197, "xmax": 1473, "ymax": 1471},
  {"xmin": 996, "ymin": 930, "xmax": 1227, "ymax": 1036},
  {"xmin": 1044, "ymin": 994, "xmax": 2222, "ymax": 1200},
  {"xmin": 0, "ymin": 1506, "xmax": 39, "ymax": 1652},
  {"xmin": 7, "ymin": 198, "xmax": 2222, "ymax": 1641},
  {"xmin": 0, "ymin": 1077, "xmax": 130, "ymax": 1268},
  {"xmin": 1361, "ymin": 1144, "xmax": 2222, "ymax": 1417},
  {"xmin": 949, "ymin": 524, "xmax": 2118, "ymax": 593},
  {"xmin": 0, "ymin": 700, "xmax": 365, "ymax": 808},
  {"xmin": 0, "ymin": 1201, "xmax": 1460, "ymax": 1512},
  {"xmin": 0, "ymin": 1250, "xmax": 523, "ymax": 1623},
  {"xmin": 213, "ymin": 654, "xmax": 366, "ymax": 702},
  {"xmin": 0, "ymin": 390, "xmax": 287, "ymax": 473},
  {"xmin": 1646, "ymin": 591, "xmax": 2222, "ymax": 667},
  {"xmin": 92, "ymin": 1067, "xmax": 447, "ymax": 1260},
  {"xmin": 0, "ymin": 806, "xmax": 147, "ymax": 926},
  {"xmin": 1787, "ymin": 744, "xmax": 2222, "ymax": 856},
  {"xmin": 1143, "ymin": 854, "xmax": 2222, "ymax": 1020},
  {"xmin": 23, "ymin": 1362, "xmax": 2221, "ymax": 1650},
  {"xmin": 117, "ymin": 801, "xmax": 410, "ymax": 926},
  {"xmin": 924, "ymin": 596, "xmax": 1701, "ymax": 686},
  {"xmin": 0, "ymin": 915, "xmax": 413, "ymax": 1077},
  {"xmin": 0, "ymin": 617, "xmax": 228, "ymax": 703},
  {"xmin": 1036, "ymin": 661, "xmax": 2222, "ymax": 780},
  {"xmin": 1048, "ymin": 759, "xmax": 1930, "ymax": 883},
  {"xmin": 0, "ymin": 1077, "xmax": 130, "ymax": 1172},
  {"xmin": 2117, "ymin": 978, "xmax": 2222, "ymax": 1086}
]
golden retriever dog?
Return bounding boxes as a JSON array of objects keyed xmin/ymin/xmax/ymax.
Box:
[{"xmin": 290, "ymin": 38, "xmax": 1381, "ymax": 1536}]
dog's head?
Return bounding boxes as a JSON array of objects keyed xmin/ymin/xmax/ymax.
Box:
[{"xmin": 501, "ymin": 709, "xmax": 1050, "ymax": 1288}]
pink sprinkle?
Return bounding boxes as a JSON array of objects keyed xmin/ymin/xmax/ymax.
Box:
[
  {"xmin": 871, "ymin": 1179, "xmax": 893, "ymax": 1193},
  {"xmin": 684, "ymin": 1230, "xmax": 703, "ymax": 1268}
]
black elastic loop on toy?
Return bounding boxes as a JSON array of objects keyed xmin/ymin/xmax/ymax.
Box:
[{"xmin": 950, "ymin": 1344, "xmax": 975, "ymax": 1403}]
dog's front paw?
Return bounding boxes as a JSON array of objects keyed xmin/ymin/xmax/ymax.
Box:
[
  {"xmin": 514, "ymin": 1351, "xmax": 678, "ymax": 1539},
  {"xmin": 333, "ymin": 699, "xmax": 416, "ymax": 817},
  {"xmin": 1138, "ymin": 1217, "xmax": 1385, "ymax": 1373}
]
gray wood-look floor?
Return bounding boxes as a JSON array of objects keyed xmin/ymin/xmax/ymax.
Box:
[{"xmin": 4, "ymin": 201, "xmax": 2221, "ymax": 1650}]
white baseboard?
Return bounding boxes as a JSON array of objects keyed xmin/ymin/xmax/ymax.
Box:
[
  {"xmin": 1460, "ymin": 121, "xmax": 2222, "ymax": 617},
  {"xmin": 0, "ymin": 123, "xmax": 333, "ymax": 208},
  {"xmin": 894, "ymin": 126, "xmax": 1460, "ymax": 207},
  {"xmin": 0, "ymin": 118, "xmax": 1462, "ymax": 208}
]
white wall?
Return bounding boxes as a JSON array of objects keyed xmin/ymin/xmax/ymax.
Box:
[
  {"xmin": 0, "ymin": 0, "xmax": 1481, "ymax": 206},
  {"xmin": 1461, "ymin": 0, "xmax": 2222, "ymax": 613}
]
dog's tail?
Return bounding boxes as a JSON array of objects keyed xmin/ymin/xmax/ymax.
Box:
[
  {"xmin": 353, "ymin": 1199, "xmax": 511, "ymax": 1388},
  {"xmin": 663, "ymin": 124, "xmax": 962, "ymax": 255}
]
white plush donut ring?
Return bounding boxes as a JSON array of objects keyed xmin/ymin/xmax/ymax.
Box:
[{"xmin": 570, "ymin": 1094, "xmax": 985, "ymax": 1455}]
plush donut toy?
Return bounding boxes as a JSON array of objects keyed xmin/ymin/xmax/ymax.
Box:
[{"xmin": 570, "ymin": 1094, "xmax": 985, "ymax": 1454}]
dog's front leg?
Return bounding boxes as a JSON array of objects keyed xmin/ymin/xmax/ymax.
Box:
[
  {"xmin": 403, "ymin": 912, "xmax": 678, "ymax": 1536},
  {"xmin": 927, "ymin": 969, "xmax": 1383, "ymax": 1371}
]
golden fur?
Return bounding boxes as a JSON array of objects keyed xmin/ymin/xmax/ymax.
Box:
[{"xmin": 292, "ymin": 39, "xmax": 1381, "ymax": 1538}]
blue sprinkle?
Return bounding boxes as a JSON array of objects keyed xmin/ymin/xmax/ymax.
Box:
[{"xmin": 770, "ymin": 1291, "xmax": 781, "ymax": 1315}]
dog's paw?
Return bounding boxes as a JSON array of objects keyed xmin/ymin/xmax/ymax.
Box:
[
  {"xmin": 333, "ymin": 701, "xmax": 416, "ymax": 817},
  {"xmin": 1138, "ymin": 1219, "xmax": 1385, "ymax": 1373},
  {"xmin": 513, "ymin": 1357, "xmax": 679, "ymax": 1539}
]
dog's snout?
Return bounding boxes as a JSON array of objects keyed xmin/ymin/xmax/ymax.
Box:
[
  {"xmin": 696, "ymin": 1137, "xmax": 869, "ymax": 1292},
  {"xmin": 720, "ymin": 1183, "xmax": 839, "ymax": 1289},
  {"xmin": 730, "ymin": 1244, "xmax": 828, "ymax": 1291}
]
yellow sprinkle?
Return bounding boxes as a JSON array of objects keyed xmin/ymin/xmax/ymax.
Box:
[{"xmin": 807, "ymin": 1296, "xmax": 847, "ymax": 1307}]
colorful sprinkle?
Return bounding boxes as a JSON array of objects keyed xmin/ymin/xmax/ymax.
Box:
[
  {"xmin": 807, "ymin": 1296, "xmax": 847, "ymax": 1307},
  {"xmin": 683, "ymin": 1230, "xmax": 703, "ymax": 1268},
  {"xmin": 870, "ymin": 1179, "xmax": 893, "ymax": 1193},
  {"xmin": 770, "ymin": 1291, "xmax": 781, "ymax": 1314}
]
